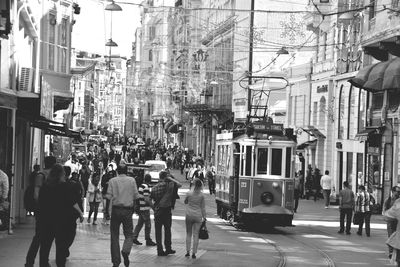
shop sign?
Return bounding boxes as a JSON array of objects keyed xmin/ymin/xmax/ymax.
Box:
[
  {"xmin": 40, "ymin": 76, "xmax": 54, "ymax": 119},
  {"xmin": 317, "ymin": 84, "xmax": 328, "ymax": 93},
  {"xmin": 234, "ymin": 98, "xmax": 247, "ymax": 106},
  {"xmin": 368, "ymin": 146, "xmax": 379, "ymax": 154}
]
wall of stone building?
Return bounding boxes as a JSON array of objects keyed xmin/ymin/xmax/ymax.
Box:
[{"xmin": 332, "ymin": 77, "xmax": 367, "ymax": 193}]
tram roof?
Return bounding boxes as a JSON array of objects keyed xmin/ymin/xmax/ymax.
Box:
[{"xmin": 216, "ymin": 131, "xmax": 295, "ymax": 143}]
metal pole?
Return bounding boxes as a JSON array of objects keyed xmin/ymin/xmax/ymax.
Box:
[{"xmin": 247, "ymin": 0, "xmax": 255, "ymax": 121}]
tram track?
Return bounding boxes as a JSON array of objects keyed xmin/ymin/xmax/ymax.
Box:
[{"xmin": 221, "ymin": 219, "xmax": 335, "ymax": 267}]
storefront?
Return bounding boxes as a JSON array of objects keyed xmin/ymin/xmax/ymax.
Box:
[{"xmin": 349, "ymin": 57, "xmax": 400, "ymax": 210}]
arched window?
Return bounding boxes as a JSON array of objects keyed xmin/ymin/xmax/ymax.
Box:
[
  {"xmin": 338, "ymin": 85, "xmax": 345, "ymax": 139},
  {"xmin": 319, "ymin": 96, "xmax": 326, "ymax": 129},
  {"xmin": 348, "ymin": 86, "xmax": 357, "ymax": 139}
]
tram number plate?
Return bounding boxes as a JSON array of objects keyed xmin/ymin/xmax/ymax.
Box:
[
  {"xmin": 239, "ymin": 199, "xmax": 248, "ymax": 204},
  {"xmin": 241, "ymin": 182, "xmax": 247, "ymax": 188}
]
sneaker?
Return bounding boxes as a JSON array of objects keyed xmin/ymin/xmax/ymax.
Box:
[
  {"xmin": 337, "ymin": 230, "xmax": 344, "ymax": 234},
  {"xmin": 192, "ymin": 254, "xmax": 196, "ymax": 259},
  {"xmin": 87, "ymin": 218, "xmax": 91, "ymax": 224},
  {"xmin": 92, "ymin": 221, "xmax": 97, "ymax": 225},
  {"xmin": 146, "ymin": 240, "xmax": 157, "ymax": 246},
  {"xmin": 325, "ymin": 206, "xmax": 328, "ymax": 209},
  {"xmin": 185, "ymin": 252, "xmax": 190, "ymax": 257},
  {"xmin": 165, "ymin": 249, "xmax": 176, "ymax": 255},
  {"xmin": 133, "ymin": 239, "xmax": 142, "ymax": 245},
  {"xmin": 121, "ymin": 250, "xmax": 129, "ymax": 267},
  {"xmin": 357, "ymin": 231, "xmax": 362, "ymax": 236}
]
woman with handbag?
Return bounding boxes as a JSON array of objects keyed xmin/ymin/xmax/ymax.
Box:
[
  {"xmin": 87, "ymin": 172, "xmax": 102, "ymax": 225},
  {"xmin": 184, "ymin": 178, "xmax": 206, "ymax": 259}
]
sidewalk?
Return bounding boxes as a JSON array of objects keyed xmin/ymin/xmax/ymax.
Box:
[
  {"xmin": 292, "ymin": 197, "xmax": 386, "ymax": 230},
  {"xmin": 0, "ymin": 170, "xmax": 388, "ymax": 266}
]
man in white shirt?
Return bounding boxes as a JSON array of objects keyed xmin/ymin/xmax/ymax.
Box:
[
  {"xmin": 320, "ymin": 170, "xmax": 332, "ymax": 209},
  {"xmin": 107, "ymin": 161, "xmax": 139, "ymax": 267}
]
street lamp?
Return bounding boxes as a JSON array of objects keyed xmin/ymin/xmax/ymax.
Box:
[
  {"xmin": 105, "ymin": 38, "xmax": 118, "ymax": 47},
  {"xmin": 276, "ymin": 47, "xmax": 289, "ymax": 55},
  {"xmin": 105, "ymin": 1, "xmax": 122, "ymax": 11}
]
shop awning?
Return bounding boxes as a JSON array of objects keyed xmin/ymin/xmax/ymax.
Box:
[
  {"xmin": 54, "ymin": 94, "xmax": 73, "ymax": 111},
  {"xmin": 349, "ymin": 58, "xmax": 400, "ymax": 92},
  {"xmin": 355, "ymin": 126, "xmax": 384, "ymax": 142},
  {"xmin": 301, "ymin": 126, "xmax": 326, "ymax": 139},
  {"xmin": 297, "ymin": 139, "xmax": 317, "ymax": 150},
  {"xmin": 18, "ymin": 111, "xmax": 81, "ymax": 140}
]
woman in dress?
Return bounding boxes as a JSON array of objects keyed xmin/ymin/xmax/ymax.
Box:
[{"xmin": 184, "ymin": 178, "xmax": 207, "ymax": 259}]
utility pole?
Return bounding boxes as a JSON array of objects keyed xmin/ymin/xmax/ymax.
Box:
[{"xmin": 247, "ymin": 0, "xmax": 255, "ymax": 124}]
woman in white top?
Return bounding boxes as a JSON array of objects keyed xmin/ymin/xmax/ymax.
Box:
[{"xmin": 184, "ymin": 178, "xmax": 206, "ymax": 259}]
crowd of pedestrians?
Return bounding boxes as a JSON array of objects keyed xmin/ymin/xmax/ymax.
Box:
[{"xmin": 23, "ymin": 137, "xmax": 209, "ymax": 267}]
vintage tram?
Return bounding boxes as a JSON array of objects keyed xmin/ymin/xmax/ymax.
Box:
[{"xmin": 215, "ymin": 121, "xmax": 297, "ymax": 227}]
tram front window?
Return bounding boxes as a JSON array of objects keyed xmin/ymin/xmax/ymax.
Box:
[
  {"xmin": 271, "ymin": 148, "xmax": 282, "ymax": 175},
  {"xmin": 257, "ymin": 148, "xmax": 268, "ymax": 174}
]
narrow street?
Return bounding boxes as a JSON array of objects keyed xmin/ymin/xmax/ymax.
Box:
[{"xmin": 0, "ymin": 169, "xmax": 391, "ymax": 267}]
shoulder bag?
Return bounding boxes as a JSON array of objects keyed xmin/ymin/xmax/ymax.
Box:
[{"xmin": 353, "ymin": 211, "xmax": 363, "ymax": 225}]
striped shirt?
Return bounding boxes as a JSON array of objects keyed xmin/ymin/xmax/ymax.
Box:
[
  {"xmin": 356, "ymin": 191, "xmax": 371, "ymax": 213},
  {"xmin": 138, "ymin": 183, "xmax": 151, "ymax": 211}
]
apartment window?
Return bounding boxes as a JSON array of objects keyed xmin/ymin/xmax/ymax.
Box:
[
  {"xmin": 149, "ymin": 50, "xmax": 153, "ymax": 61},
  {"xmin": 358, "ymin": 88, "xmax": 367, "ymax": 131},
  {"xmin": 321, "ymin": 31, "xmax": 327, "ymax": 61},
  {"xmin": 319, "ymin": 96, "xmax": 326, "ymax": 129},
  {"xmin": 59, "ymin": 17, "xmax": 68, "ymax": 73},
  {"xmin": 369, "ymin": 0, "xmax": 376, "ymax": 19},
  {"xmin": 348, "ymin": 86, "xmax": 357, "ymax": 139},
  {"xmin": 149, "ymin": 26, "xmax": 156, "ymax": 41},
  {"xmin": 48, "ymin": 13, "xmax": 56, "ymax": 70},
  {"xmin": 388, "ymin": 89, "xmax": 400, "ymax": 111},
  {"xmin": 338, "ymin": 85, "xmax": 345, "ymax": 139},
  {"xmin": 313, "ymin": 101, "xmax": 318, "ymax": 126},
  {"xmin": 78, "ymin": 97, "xmax": 81, "ymax": 106},
  {"xmin": 371, "ymin": 92, "xmax": 384, "ymax": 110},
  {"xmin": 147, "ymin": 102, "xmax": 151, "ymax": 116}
]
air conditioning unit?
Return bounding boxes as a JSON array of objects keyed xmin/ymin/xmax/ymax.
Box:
[{"xmin": 19, "ymin": 67, "xmax": 34, "ymax": 92}]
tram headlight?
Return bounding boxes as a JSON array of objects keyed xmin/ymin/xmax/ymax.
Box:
[
  {"xmin": 272, "ymin": 182, "xmax": 279, "ymax": 189},
  {"xmin": 261, "ymin": 192, "xmax": 274, "ymax": 205}
]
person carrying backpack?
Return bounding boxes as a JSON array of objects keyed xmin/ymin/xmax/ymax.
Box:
[{"xmin": 25, "ymin": 156, "xmax": 56, "ymax": 267}]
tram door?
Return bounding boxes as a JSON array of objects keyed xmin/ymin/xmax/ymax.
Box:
[{"xmin": 231, "ymin": 143, "xmax": 240, "ymax": 205}]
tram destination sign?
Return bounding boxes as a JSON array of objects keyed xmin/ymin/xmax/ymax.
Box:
[{"xmin": 253, "ymin": 121, "xmax": 283, "ymax": 133}]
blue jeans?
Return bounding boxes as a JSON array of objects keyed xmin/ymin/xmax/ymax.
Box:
[
  {"xmin": 110, "ymin": 206, "xmax": 134, "ymax": 266},
  {"xmin": 358, "ymin": 211, "xmax": 371, "ymax": 236},
  {"xmin": 339, "ymin": 208, "xmax": 353, "ymax": 233},
  {"xmin": 323, "ymin": 189, "xmax": 331, "ymax": 207},
  {"xmin": 133, "ymin": 210, "xmax": 152, "ymax": 241}
]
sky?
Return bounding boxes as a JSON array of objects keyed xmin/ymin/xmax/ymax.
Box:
[{"xmin": 72, "ymin": 0, "xmax": 142, "ymax": 58}]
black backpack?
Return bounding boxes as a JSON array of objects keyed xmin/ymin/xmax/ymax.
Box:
[{"xmin": 24, "ymin": 172, "xmax": 45, "ymax": 212}]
